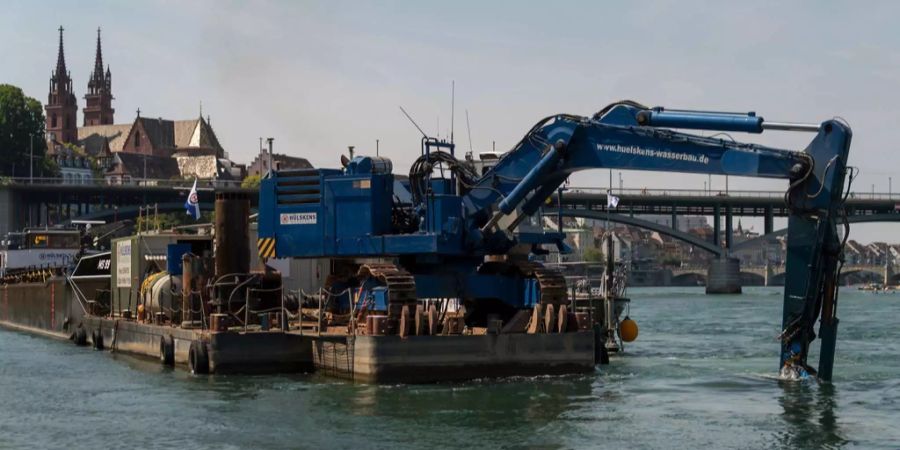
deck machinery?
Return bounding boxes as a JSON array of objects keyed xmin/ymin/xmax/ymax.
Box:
[{"xmin": 259, "ymin": 101, "xmax": 852, "ymax": 381}]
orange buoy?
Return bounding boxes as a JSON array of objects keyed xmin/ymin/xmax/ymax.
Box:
[{"xmin": 619, "ymin": 316, "xmax": 638, "ymax": 342}]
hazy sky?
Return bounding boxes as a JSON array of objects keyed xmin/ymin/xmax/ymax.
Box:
[{"xmin": 3, "ymin": 1, "xmax": 899, "ymax": 242}]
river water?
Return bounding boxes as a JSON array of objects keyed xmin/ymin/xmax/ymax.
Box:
[{"xmin": 1, "ymin": 287, "xmax": 898, "ymax": 449}]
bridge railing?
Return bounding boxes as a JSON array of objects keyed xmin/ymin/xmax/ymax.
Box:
[
  {"xmin": 0, "ymin": 177, "xmax": 248, "ymax": 189},
  {"xmin": 564, "ymin": 187, "xmax": 900, "ymax": 201}
]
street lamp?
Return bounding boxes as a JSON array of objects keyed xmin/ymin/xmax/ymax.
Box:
[
  {"xmin": 890, "ymin": 177, "xmax": 893, "ymax": 197},
  {"xmin": 29, "ymin": 133, "xmax": 34, "ymax": 183}
]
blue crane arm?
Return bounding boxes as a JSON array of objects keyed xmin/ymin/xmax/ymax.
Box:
[
  {"xmin": 464, "ymin": 104, "xmax": 811, "ymax": 227},
  {"xmin": 464, "ymin": 102, "xmax": 852, "ymax": 381}
]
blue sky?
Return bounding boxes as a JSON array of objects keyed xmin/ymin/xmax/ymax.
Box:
[{"xmin": 2, "ymin": 0, "xmax": 899, "ymax": 241}]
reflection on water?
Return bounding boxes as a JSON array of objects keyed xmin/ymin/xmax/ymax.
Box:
[
  {"xmin": 1, "ymin": 287, "xmax": 898, "ymax": 449},
  {"xmin": 777, "ymin": 381, "xmax": 846, "ymax": 449}
]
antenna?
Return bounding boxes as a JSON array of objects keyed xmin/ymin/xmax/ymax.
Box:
[
  {"xmin": 399, "ymin": 106, "xmax": 427, "ymax": 138},
  {"xmin": 450, "ymin": 80, "xmax": 455, "ymax": 145},
  {"xmin": 465, "ymin": 109, "xmax": 473, "ymax": 153}
]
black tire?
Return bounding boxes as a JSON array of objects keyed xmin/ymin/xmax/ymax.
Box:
[
  {"xmin": 188, "ymin": 340, "xmax": 209, "ymax": 374},
  {"xmin": 92, "ymin": 329, "xmax": 104, "ymax": 351},
  {"xmin": 159, "ymin": 335, "xmax": 175, "ymax": 366},
  {"xmin": 73, "ymin": 326, "xmax": 88, "ymax": 346}
]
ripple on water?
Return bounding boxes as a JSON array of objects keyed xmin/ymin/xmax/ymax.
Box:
[{"xmin": 0, "ymin": 287, "xmax": 898, "ymax": 449}]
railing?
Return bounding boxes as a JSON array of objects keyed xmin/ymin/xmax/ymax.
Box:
[
  {"xmin": 2, "ymin": 177, "xmax": 896, "ymax": 200},
  {"xmin": 0, "ymin": 177, "xmax": 250, "ymax": 189},
  {"xmin": 563, "ymin": 186, "xmax": 900, "ymax": 201}
]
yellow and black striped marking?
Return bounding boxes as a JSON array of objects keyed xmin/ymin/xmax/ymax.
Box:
[{"xmin": 257, "ymin": 237, "xmax": 276, "ymax": 259}]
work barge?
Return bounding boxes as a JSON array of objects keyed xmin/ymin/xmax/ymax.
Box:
[
  {"xmin": 2, "ymin": 99, "xmax": 856, "ymax": 382},
  {"xmin": 0, "ymin": 192, "xmax": 623, "ymax": 383}
]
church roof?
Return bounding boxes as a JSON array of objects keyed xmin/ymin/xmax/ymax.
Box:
[
  {"xmin": 78, "ymin": 123, "xmax": 132, "ymax": 154},
  {"xmin": 78, "ymin": 115, "xmax": 225, "ymax": 158},
  {"xmin": 137, "ymin": 117, "xmax": 176, "ymax": 149},
  {"xmin": 106, "ymin": 152, "xmax": 181, "ymax": 179},
  {"xmin": 173, "ymin": 118, "xmax": 222, "ymax": 151}
]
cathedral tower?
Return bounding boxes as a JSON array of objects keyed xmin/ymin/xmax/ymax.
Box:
[
  {"xmin": 83, "ymin": 27, "xmax": 114, "ymax": 126},
  {"xmin": 45, "ymin": 26, "xmax": 79, "ymax": 144}
]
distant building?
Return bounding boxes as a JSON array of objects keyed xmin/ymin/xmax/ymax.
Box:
[
  {"xmin": 43, "ymin": 25, "xmax": 237, "ymax": 185},
  {"xmin": 247, "ymin": 153, "xmax": 313, "ymax": 177},
  {"xmin": 117, "ymin": 115, "xmax": 224, "ymax": 158},
  {"xmin": 45, "ymin": 27, "xmax": 79, "ymax": 145},
  {"xmin": 642, "ymin": 215, "xmax": 709, "ymax": 233},
  {"xmin": 83, "ymin": 28, "xmax": 114, "ymax": 126},
  {"xmin": 174, "ymin": 149, "xmax": 244, "ymax": 185},
  {"xmin": 47, "ymin": 145, "xmax": 93, "ymax": 184},
  {"xmin": 600, "ymin": 231, "xmax": 632, "ymax": 262},
  {"xmin": 105, "ymin": 152, "xmax": 180, "ymax": 185}
]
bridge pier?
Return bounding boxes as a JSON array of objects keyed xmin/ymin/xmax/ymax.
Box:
[
  {"xmin": 713, "ymin": 205, "xmax": 721, "ymax": 247},
  {"xmin": 725, "ymin": 205, "xmax": 734, "ymax": 250},
  {"xmin": 706, "ymin": 257, "xmax": 742, "ymax": 294}
]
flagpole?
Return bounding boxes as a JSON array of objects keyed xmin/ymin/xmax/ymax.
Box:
[{"xmin": 607, "ymin": 169, "xmax": 612, "ymax": 249}]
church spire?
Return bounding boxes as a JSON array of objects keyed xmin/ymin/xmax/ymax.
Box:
[
  {"xmin": 92, "ymin": 27, "xmax": 104, "ymax": 79},
  {"xmin": 47, "ymin": 25, "xmax": 78, "ymax": 144},
  {"xmin": 84, "ymin": 26, "xmax": 115, "ymax": 126},
  {"xmin": 55, "ymin": 26, "xmax": 67, "ymax": 76}
]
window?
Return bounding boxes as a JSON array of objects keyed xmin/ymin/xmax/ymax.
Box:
[
  {"xmin": 51, "ymin": 114, "xmax": 57, "ymax": 128},
  {"xmin": 32, "ymin": 234, "xmax": 48, "ymax": 248},
  {"xmin": 134, "ymin": 131, "xmax": 141, "ymax": 147}
]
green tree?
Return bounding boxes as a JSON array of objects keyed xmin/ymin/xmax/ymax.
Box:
[
  {"xmin": 0, "ymin": 84, "xmax": 46, "ymax": 177},
  {"xmin": 583, "ymin": 247, "xmax": 604, "ymax": 262},
  {"xmin": 241, "ymin": 174, "xmax": 261, "ymax": 189},
  {"xmin": 136, "ymin": 210, "xmax": 214, "ymax": 231}
]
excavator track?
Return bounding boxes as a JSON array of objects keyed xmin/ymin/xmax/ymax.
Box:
[
  {"xmin": 512, "ymin": 261, "xmax": 569, "ymax": 306},
  {"xmin": 356, "ymin": 262, "xmax": 418, "ymax": 315}
]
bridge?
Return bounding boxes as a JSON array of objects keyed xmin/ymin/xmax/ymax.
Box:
[
  {"xmin": 671, "ymin": 263, "xmax": 894, "ymax": 286},
  {"xmin": 0, "ymin": 177, "xmax": 257, "ymax": 236},
  {"xmin": 551, "ymin": 187, "xmax": 900, "ymax": 250},
  {"xmin": 546, "ymin": 187, "xmax": 900, "ymax": 293},
  {"xmin": 3, "ymin": 178, "xmax": 899, "ymax": 292}
]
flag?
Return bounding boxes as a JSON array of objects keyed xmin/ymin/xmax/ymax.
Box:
[
  {"xmin": 606, "ymin": 191, "xmax": 620, "ymax": 208},
  {"xmin": 184, "ymin": 179, "xmax": 200, "ymax": 220}
]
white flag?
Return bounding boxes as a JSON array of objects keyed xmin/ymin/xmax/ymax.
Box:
[
  {"xmin": 184, "ymin": 179, "xmax": 200, "ymax": 220},
  {"xmin": 606, "ymin": 191, "xmax": 620, "ymax": 208}
]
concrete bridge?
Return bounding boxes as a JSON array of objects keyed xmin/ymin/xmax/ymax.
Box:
[
  {"xmin": 670, "ymin": 263, "xmax": 893, "ymax": 286},
  {"xmin": 552, "ymin": 187, "xmax": 900, "ymax": 250},
  {"xmin": 0, "ymin": 178, "xmax": 256, "ymax": 236},
  {"xmin": 546, "ymin": 188, "xmax": 900, "ymax": 293}
]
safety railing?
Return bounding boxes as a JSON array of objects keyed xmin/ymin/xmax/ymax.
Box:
[
  {"xmin": 0, "ymin": 177, "xmax": 249, "ymax": 189},
  {"xmin": 564, "ymin": 186, "xmax": 900, "ymax": 201}
]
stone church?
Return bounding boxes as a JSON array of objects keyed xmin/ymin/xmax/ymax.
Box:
[{"xmin": 44, "ymin": 27, "xmax": 243, "ymax": 185}]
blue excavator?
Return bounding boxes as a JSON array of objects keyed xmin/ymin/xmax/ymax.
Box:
[{"xmin": 258, "ymin": 100, "xmax": 852, "ymax": 381}]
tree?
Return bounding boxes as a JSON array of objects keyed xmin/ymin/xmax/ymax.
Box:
[
  {"xmin": 0, "ymin": 84, "xmax": 46, "ymax": 177},
  {"xmin": 241, "ymin": 174, "xmax": 261, "ymax": 189},
  {"xmin": 583, "ymin": 247, "xmax": 604, "ymax": 262}
]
